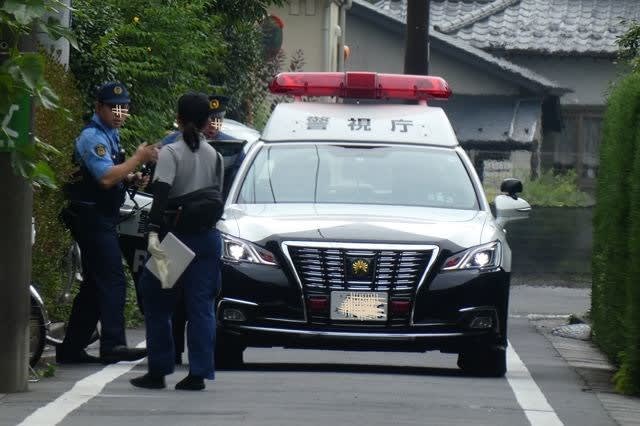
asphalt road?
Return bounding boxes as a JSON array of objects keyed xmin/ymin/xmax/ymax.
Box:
[{"xmin": 1, "ymin": 286, "xmax": 611, "ymax": 426}]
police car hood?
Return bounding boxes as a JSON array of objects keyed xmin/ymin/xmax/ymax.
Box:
[{"xmin": 222, "ymin": 204, "xmax": 492, "ymax": 251}]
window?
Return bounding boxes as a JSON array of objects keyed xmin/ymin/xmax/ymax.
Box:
[
  {"xmin": 237, "ymin": 144, "xmax": 479, "ymax": 210},
  {"xmin": 550, "ymin": 107, "xmax": 603, "ymax": 185}
]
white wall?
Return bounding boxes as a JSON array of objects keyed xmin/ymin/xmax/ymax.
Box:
[
  {"xmin": 346, "ymin": 13, "xmax": 521, "ymax": 96},
  {"xmin": 506, "ymin": 55, "xmax": 626, "ymax": 106},
  {"xmin": 269, "ymin": 0, "xmax": 340, "ymax": 72}
]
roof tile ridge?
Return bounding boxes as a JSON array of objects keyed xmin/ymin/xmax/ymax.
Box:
[{"xmin": 436, "ymin": 0, "xmax": 521, "ymax": 34}]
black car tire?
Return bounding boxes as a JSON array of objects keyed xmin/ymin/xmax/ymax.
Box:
[
  {"xmin": 215, "ymin": 334, "xmax": 245, "ymax": 369},
  {"xmin": 29, "ymin": 302, "xmax": 46, "ymax": 368},
  {"xmin": 457, "ymin": 346, "xmax": 507, "ymax": 377}
]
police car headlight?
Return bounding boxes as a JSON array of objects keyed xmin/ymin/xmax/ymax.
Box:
[
  {"xmin": 441, "ymin": 241, "xmax": 501, "ymax": 271},
  {"xmin": 222, "ymin": 234, "xmax": 278, "ymax": 265}
]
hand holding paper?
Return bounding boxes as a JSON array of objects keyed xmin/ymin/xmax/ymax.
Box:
[
  {"xmin": 148, "ymin": 231, "xmax": 171, "ymax": 288},
  {"xmin": 145, "ymin": 232, "xmax": 195, "ymax": 289}
]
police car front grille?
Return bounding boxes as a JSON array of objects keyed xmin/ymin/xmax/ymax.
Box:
[{"xmin": 288, "ymin": 246, "xmax": 434, "ymax": 294}]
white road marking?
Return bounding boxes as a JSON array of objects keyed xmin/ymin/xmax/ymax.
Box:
[
  {"xmin": 17, "ymin": 342, "xmax": 146, "ymax": 426},
  {"xmin": 507, "ymin": 341, "xmax": 564, "ymax": 426},
  {"xmin": 19, "ymin": 339, "xmax": 563, "ymax": 426}
]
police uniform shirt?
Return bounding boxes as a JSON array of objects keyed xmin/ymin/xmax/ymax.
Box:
[
  {"xmin": 153, "ymin": 135, "xmax": 223, "ymax": 198},
  {"xmin": 161, "ymin": 131, "xmax": 180, "ymax": 146},
  {"xmin": 76, "ymin": 113, "xmax": 123, "ymax": 181},
  {"xmin": 213, "ymin": 131, "xmax": 236, "ymax": 141}
]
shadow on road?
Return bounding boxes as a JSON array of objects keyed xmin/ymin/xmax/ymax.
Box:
[{"xmin": 221, "ymin": 362, "xmax": 466, "ymax": 377}]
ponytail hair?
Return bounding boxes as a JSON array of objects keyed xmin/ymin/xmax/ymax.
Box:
[
  {"xmin": 177, "ymin": 92, "xmax": 210, "ymax": 153},
  {"xmin": 182, "ymin": 121, "xmax": 200, "ymax": 152}
]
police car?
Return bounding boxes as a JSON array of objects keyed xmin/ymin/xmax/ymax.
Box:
[{"xmin": 215, "ymin": 72, "xmax": 531, "ymax": 377}]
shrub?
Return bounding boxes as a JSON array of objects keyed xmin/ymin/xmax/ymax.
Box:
[
  {"xmin": 520, "ymin": 170, "xmax": 593, "ymax": 207},
  {"xmin": 32, "ymin": 54, "xmax": 82, "ymax": 321},
  {"xmin": 593, "ymin": 72, "xmax": 640, "ymax": 395},
  {"xmin": 483, "ymin": 169, "xmax": 593, "ymax": 207}
]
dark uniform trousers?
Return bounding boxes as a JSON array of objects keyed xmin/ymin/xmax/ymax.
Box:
[
  {"xmin": 63, "ymin": 208, "xmax": 127, "ymax": 352},
  {"xmin": 141, "ymin": 229, "xmax": 221, "ymax": 379}
]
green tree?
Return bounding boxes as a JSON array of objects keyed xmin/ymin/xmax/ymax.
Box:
[
  {"xmin": 1, "ymin": 0, "xmax": 76, "ymax": 393},
  {"xmin": 1, "ymin": 0, "xmax": 75, "ymax": 184},
  {"xmin": 617, "ymin": 20, "xmax": 640, "ymax": 73},
  {"xmin": 70, "ymin": 0, "xmax": 225, "ymax": 149},
  {"xmin": 69, "ymin": 0, "xmax": 285, "ymax": 149},
  {"xmin": 590, "ymin": 20, "xmax": 640, "ymax": 395}
]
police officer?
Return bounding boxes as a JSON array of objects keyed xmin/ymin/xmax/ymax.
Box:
[
  {"xmin": 161, "ymin": 94, "xmax": 235, "ymax": 143},
  {"xmin": 130, "ymin": 91, "xmax": 224, "ymax": 391},
  {"xmin": 162, "ymin": 94, "xmax": 242, "ymax": 365},
  {"xmin": 58, "ymin": 82, "xmax": 158, "ymax": 364}
]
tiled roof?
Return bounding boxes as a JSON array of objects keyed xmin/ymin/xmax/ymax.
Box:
[
  {"xmin": 373, "ymin": 0, "xmax": 640, "ymax": 56},
  {"xmin": 434, "ymin": 31, "xmax": 568, "ymax": 93},
  {"xmin": 352, "ymin": 0, "xmax": 569, "ymax": 93}
]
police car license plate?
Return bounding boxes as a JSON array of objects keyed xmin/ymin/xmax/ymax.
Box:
[{"xmin": 330, "ymin": 291, "xmax": 388, "ymax": 321}]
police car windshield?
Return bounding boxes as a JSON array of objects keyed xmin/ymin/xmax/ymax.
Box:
[{"xmin": 237, "ymin": 144, "xmax": 478, "ymax": 210}]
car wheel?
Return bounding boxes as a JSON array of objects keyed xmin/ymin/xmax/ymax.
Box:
[
  {"xmin": 457, "ymin": 347, "xmax": 506, "ymax": 377},
  {"xmin": 29, "ymin": 302, "xmax": 46, "ymax": 368},
  {"xmin": 215, "ymin": 333, "xmax": 245, "ymax": 370}
]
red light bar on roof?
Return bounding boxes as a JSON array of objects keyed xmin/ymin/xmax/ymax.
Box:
[{"xmin": 268, "ymin": 72, "xmax": 452, "ymax": 100}]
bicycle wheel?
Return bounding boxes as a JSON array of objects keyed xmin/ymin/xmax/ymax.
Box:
[
  {"xmin": 29, "ymin": 297, "xmax": 46, "ymax": 367},
  {"xmin": 49, "ymin": 241, "xmax": 100, "ymax": 348}
]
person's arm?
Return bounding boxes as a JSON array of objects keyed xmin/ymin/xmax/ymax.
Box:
[
  {"xmin": 147, "ymin": 182, "xmax": 171, "ymax": 233},
  {"xmin": 147, "ymin": 148, "xmax": 177, "ymax": 232},
  {"xmin": 99, "ymin": 143, "xmax": 157, "ymax": 189}
]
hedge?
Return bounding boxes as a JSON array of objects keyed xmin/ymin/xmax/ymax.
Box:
[
  {"xmin": 592, "ymin": 72, "xmax": 640, "ymax": 395},
  {"xmin": 32, "ymin": 54, "xmax": 83, "ymax": 321}
]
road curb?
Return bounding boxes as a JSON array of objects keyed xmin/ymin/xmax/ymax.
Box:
[{"xmin": 532, "ymin": 317, "xmax": 640, "ymax": 425}]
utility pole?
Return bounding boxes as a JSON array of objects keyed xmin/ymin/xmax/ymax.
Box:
[
  {"xmin": 404, "ymin": 0, "xmax": 430, "ymax": 75},
  {"xmin": 0, "ymin": 30, "xmax": 36, "ymax": 393}
]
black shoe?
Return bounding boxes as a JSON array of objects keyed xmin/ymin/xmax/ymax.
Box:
[
  {"xmin": 56, "ymin": 348, "xmax": 101, "ymax": 365},
  {"xmin": 175, "ymin": 374, "xmax": 205, "ymax": 391},
  {"xmin": 100, "ymin": 345, "xmax": 148, "ymax": 363},
  {"xmin": 130, "ymin": 373, "xmax": 166, "ymax": 389}
]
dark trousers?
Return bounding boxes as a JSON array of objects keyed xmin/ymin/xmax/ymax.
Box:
[
  {"xmin": 140, "ymin": 229, "xmax": 221, "ymax": 379},
  {"xmin": 173, "ymin": 291, "xmax": 187, "ymax": 358},
  {"xmin": 61, "ymin": 210, "xmax": 127, "ymax": 353}
]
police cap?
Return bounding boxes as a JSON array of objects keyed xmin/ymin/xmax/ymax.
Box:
[
  {"xmin": 97, "ymin": 82, "xmax": 131, "ymax": 105},
  {"xmin": 208, "ymin": 95, "xmax": 229, "ymax": 118}
]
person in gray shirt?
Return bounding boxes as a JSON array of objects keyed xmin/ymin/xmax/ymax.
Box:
[{"xmin": 130, "ymin": 92, "xmax": 224, "ymax": 391}]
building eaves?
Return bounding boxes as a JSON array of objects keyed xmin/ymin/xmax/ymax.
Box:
[
  {"xmin": 434, "ymin": 31, "xmax": 569, "ymax": 95},
  {"xmin": 351, "ymin": 0, "xmax": 570, "ymax": 95}
]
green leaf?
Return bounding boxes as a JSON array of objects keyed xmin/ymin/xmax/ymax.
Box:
[
  {"xmin": 32, "ymin": 160, "xmax": 57, "ymax": 188},
  {"xmin": 40, "ymin": 21, "xmax": 80, "ymax": 50},
  {"xmin": 12, "ymin": 53, "xmax": 45, "ymax": 90},
  {"xmin": 1, "ymin": 0, "xmax": 46, "ymax": 25},
  {"xmin": 37, "ymin": 85, "xmax": 59, "ymax": 109},
  {"xmin": 34, "ymin": 136, "xmax": 61, "ymax": 156}
]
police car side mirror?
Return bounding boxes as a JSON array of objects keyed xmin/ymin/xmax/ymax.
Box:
[
  {"xmin": 495, "ymin": 179, "xmax": 531, "ymax": 227},
  {"xmin": 500, "ymin": 178, "xmax": 523, "ymax": 199}
]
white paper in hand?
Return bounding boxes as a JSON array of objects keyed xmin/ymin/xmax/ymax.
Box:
[{"xmin": 145, "ymin": 232, "xmax": 195, "ymax": 289}]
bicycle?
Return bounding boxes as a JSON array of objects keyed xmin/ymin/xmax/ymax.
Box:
[{"xmin": 28, "ymin": 229, "xmax": 98, "ymax": 367}]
